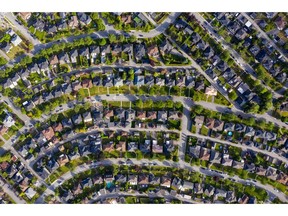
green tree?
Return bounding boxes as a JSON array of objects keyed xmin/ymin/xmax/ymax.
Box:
[
  {"xmin": 135, "ymin": 99, "xmax": 143, "ymax": 109},
  {"xmin": 228, "ymin": 90, "xmax": 238, "ymax": 101},
  {"xmin": 108, "ymin": 34, "xmax": 117, "ymax": 43},
  {"xmin": 129, "ymin": 35, "xmax": 137, "ymax": 43},
  {"xmin": 98, "ymin": 38, "xmax": 106, "ymax": 46},
  {"xmin": 194, "ymin": 105, "xmax": 204, "ymax": 114}
]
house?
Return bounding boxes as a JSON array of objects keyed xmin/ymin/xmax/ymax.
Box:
[
  {"xmin": 205, "ymin": 118, "xmax": 215, "ymax": 129},
  {"xmin": 127, "ymin": 142, "xmax": 138, "ymax": 152},
  {"xmin": 49, "ymin": 55, "xmax": 59, "ymax": 68},
  {"xmin": 157, "ymin": 111, "xmax": 167, "ymax": 123},
  {"xmin": 134, "ymin": 43, "xmax": 146, "ymax": 61},
  {"xmin": 102, "ymin": 142, "xmax": 114, "ymax": 152},
  {"xmin": 171, "ymin": 177, "xmax": 182, "ymax": 190},
  {"xmin": 276, "ymin": 172, "xmax": 288, "ymax": 185},
  {"xmin": 19, "ymin": 12, "xmax": 31, "ymax": 20},
  {"xmin": 264, "ymin": 131, "xmax": 277, "ymax": 141},
  {"xmin": 33, "ymin": 20, "xmax": 45, "ymax": 31},
  {"xmin": 205, "ymin": 86, "xmax": 217, "ymax": 96},
  {"xmin": 68, "ymin": 16, "xmax": 79, "ymax": 29},
  {"xmin": 127, "ymin": 175, "xmax": 138, "ymax": 185},
  {"xmin": 226, "ymin": 191, "xmax": 237, "ymax": 203},
  {"xmin": 160, "ymin": 176, "xmax": 171, "ymax": 188},
  {"xmin": 57, "ymin": 154, "xmax": 69, "ymax": 166},
  {"xmin": 46, "ymin": 25, "xmax": 57, "ymax": 34},
  {"xmin": 147, "ymin": 44, "xmax": 159, "ymax": 57},
  {"xmin": 235, "ymin": 123, "xmax": 246, "ymax": 133},
  {"xmin": 244, "ymin": 126, "xmax": 255, "ymax": 137},
  {"xmin": 140, "ymin": 140, "xmax": 151, "ymax": 153},
  {"xmin": 71, "ymin": 80, "xmax": 82, "ymax": 92},
  {"xmin": 221, "ymin": 154, "xmax": 233, "ymax": 167},
  {"xmin": 149, "ymin": 174, "xmax": 160, "ymax": 185},
  {"xmin": 58, "ymin": 52, "xmax": 71, "ymax": 64},
  {"xmin": 42, "ymin": 127, "xmax": 55, "ymax": 141},
  {"xmin": 254, "ymin": 129, "xmax": 265, "ymax": 139},
  {"xmin": 115, "ymin": 174, "xmax": 127, "ymax": 184},
  {"xmin": 61, "ymin": 190, "xmax": 74, "ymax": 203},
  {"xmin": 77, "ymin": 12, "xmax": 92, "ymax": 25},
  {"xmin": 11, "ymin": 34, "xmax": 22, "ymax": 46},
  {"xmin": 115, "ymin": 108, "xmax": 126, "ymax": 122},
  {"xmin": 189, "ymin": 145, "xmax": 201, "ymax": 158},
  {"xmin": 203, "ymin": 46, "xmax": 214, "ymax": 58},
  {"xmin": 138, "ymin": 174, "xmax": 149, "ymax": 186},
  {"xmin": 194, "ymin": 116, "xmax": 204, "ymax": 127},
  {"xmin": 232, "ymin": 160, "xmax": 244, "ymax": 169},
  {"xmin": 194, "ymin": 183, "xmax": 203, "ymax": 194},
  {"xmin": 125, "ymin": 109, "xmax": 135, "ymax": 122},
  {"xmin": 165, "ymin": 75, "xmax": 175, "ymax": 87},
  {"xmin": 265, "ymin": 166, "xmax": 277, "ymax": 180},
  {"xmin": 103, "ymin": 76, "xmax": 113, "ymax": 87},
  {"xmin": 57, "ymin": 21, "xmax": 68, "ymax": 30},
  {"xmin": 275, "ymin": 16, "xmax": 286, "ymax": 30},
  {"xmin": 92, "ymin": 175, "xmax": 103, "ymax": 185},
  {"xmin": 204, "ymin": 185, "xmax": 215, "ymax": 197},
  {"xmin": 28, "ymin": 63, "xmax": 40, "ymax": 74},
  {"xmin": 199, "ymin": 147, "xmax": 211, "ymax": 161},
  {"xmin": 25, "ymin": 187, "xmax": 37, "ymax": 199},
  {"xmin": 159, "ymin": 40, "xmax": 173, "ymax": 55},
  {"xmin": 238, "ymin": 194, "xmax": 249, "ymax": 204},
  {"xmin": 145, "ymin": 111, "xmax": 156, "ymax": 121},
  {"xmin": 82, "ymin": 112, "xmax": 92, "ymax": 124},
  {"xmin": 168, "ymin": 111, "xmax": 180, "ymax": 120},
  {"xmin": 135, "ymin": 75, "xmax": 145, "ymax": 86},
  {"xmin": 116, "ymin": 141, "xmax": 126, "ymax": 152},
  {"xmin": 155, "ymin": 77, "xmax": 165, "ymax": 86},
  {"xmin": 1, "ymin": 42, "xmax": 12, "ymax": 53},
  {"xmin": 46, "ymin": 159, "xmax": 59, "ymax": 173},
  {"xmin": 255, "ymin": 166, "xmax": 266, "ymax": 176},
  {"xmin": 113, "ymin": 76, "xmax": 124, "ymax": 87},
  {"xmin": 121, "ymin": 14, "xmax": 132, "ymax": 24},
  {"xmin": 72, "ymin": 114, "xmax": 82, "ymax": 125},
  {"xmin": 175, "ymin": 76, "xmax": 185, "ymax": 87},
  {"xmin": 152, "ymin": 140, "xmax": 163, "ymax": 153},
  {"xmin": 70, "ymin": 49, "xmax": 78, "ymax": 63},
  {"xmin": 244, "ymin": 163, "xmax": 255, "ymax": 172},
  {"xmin": 79, "ymin": 47, "xmax": 90, "ymax": 59},
  {"xmin": 144, "ymin": 75, "xmax": 154, "ymax": 86},
  {"xmin": 103, "ymin": 109, "xmax": 114, "ymax": 121},
  {"xmin": 210, "ymin": 151, "xmax": 222, "ymax": 164},
  {"xmin": 224, "ymin": 122, "xmax": 235, "ymax": 132},
  {"xmin": 195, "ymin": 80, "xmax": 205, "ymax": 91},
  {"xmin": 81, "ymin": 178, "xmax": 93, "ymax": 189}
]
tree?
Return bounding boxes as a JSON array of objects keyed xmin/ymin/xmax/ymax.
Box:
[
  {"xmin": 50, "ymin": 114, "xmax": 58, "ymax": 122},
  {"xmin": 108, "ymin": 34, "xmax": 117, "ymax": 44},
  {"xmin": 0, "ymin": 57, "xmax": 7, "ymax": 66},
  {"xmin": 166, "ymin": 100, "xmax": 174, "ymax": 109},
  {"xmin": 122, "ymin": 71, "xmax": 127, "ymax": 80},
  {"xmin": 228, "ymin": 90, "xmax": 238, "ymax": 101},
  {"xmin": 118, "ymin": 34, "xmax": 125, "ymax": 43},
  {"xmin": 129, "ymin": 35, "xmax": 137, "ymax": 43},
  {"xmin": 98, "ymin": 38, "xmax": 106, "ymax": 46},
  {"xmin": 194, "ymin": 105, "xmax": 204, "ymax": 114},
  {"xmin": 135, "ymin": 99, "xmax": 143, "ymax": 109}
]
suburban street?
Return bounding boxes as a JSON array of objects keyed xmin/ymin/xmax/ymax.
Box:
[
  {"xmin": 241, "ymin": 12, "xmax": 288, "ymax": 62},
  {"xmin": 192, "ymin": 12, "xmax": 285, "ymax": 97},
  {"xmin": 0, "ymin": 178, "xmax": 26, "ymax": 204},
  {"xmin": 38, "ymin": 158, "xmax": 288, "ymax": 203},
  {"xmin": 0, "ymin": 12, "xmax": 41, "ymax": 46}
]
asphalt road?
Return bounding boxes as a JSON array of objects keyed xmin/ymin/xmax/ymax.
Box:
[
  {"xmin": 191, "ymin": 12, "xmax": 285, "ymax": 98},
  {"xmin": 39, "ymin": 158, "xmax": 288, "ymax": 203},
  {"xmin": 241, "ymin": 13, "xmax": 288, "ymax": 62},
  {"xmin": 0, "ymin": 178, "xmax": 26, "ymax": 204}
]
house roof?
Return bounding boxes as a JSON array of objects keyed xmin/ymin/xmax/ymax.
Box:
[{"xmin": 42, "ymin": 127, "xmax": 55, "ymax": 141}]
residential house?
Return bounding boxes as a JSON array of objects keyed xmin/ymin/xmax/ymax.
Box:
[
  {"xmin": 276, "ymin": 172, "xmax": 288, "ymax": 185},
  {"xmin": 77, "ymin": 13, "xmax": 92, "ymax": 25},
  {"xmin": 275, "ymin": 16, "xmax": 286, "ymax": 30},
  {"xmin": 70, "ymin": 49, "xmax": 78, "ymax": 63},
  {"xmin": 226, "ymin": 191, "xmax": 237, "ymax": 203},
  {"xmin": 115, "ymin": 174, "xmax": 127, "ymax": 184},
  {"xmin": 58, "ymin": 52, "xmax": 71, "ymax": 65},
  {"xmin": 157, "ymin": 111, "xmax": 167, "ymax": 123},
  {"xmin": 194, "ymin": 116, "xmax": 204, "ymax": 127},
  {"xmin": 232, "ymin": 160, "xmax": 244, "ymax": 169},
  {"xmin": 72, "ymin": 114, "xmax": 82, "ymax": 125},
  {"xmin": 127, "ymin": 142, "xmax": 138, "ymax": 152},
  {"xmin": 134, "ymin": 43, "xmax": 146, "ymax": 62},
  {"xmin": 42, "ymin": 127, "xmax": 55, "ymax": 141},
  {"xmin": 265, "ymin": 166, "xmax": 277, "ymax": 180},
  {"xmin": 152, "ymin": 140, "xmax": 163, "ymax": 153},
  {"xmin": 199, "ymin": 147, "xmax": 211, "ymax": 161},
  {"xmin": 83, "ymin": 112, "xmax": 92, "ymax": 124},
  {"xmin": 79, "ymin": 47, "xmax": 90, "ymax": 60},
  {"xmin": 19, "ymin": 12, "xmax": 31, "ymax": 20},
  {"xmin": 224, "ymin": 122, "xmax": 235, "ymax": 132},
  {"xmin": 147, "ymin": 44, "xmax": 159, "ymax": 57},
  {"xmin": 116, "ymin": 141, "xmax": 126, "ymax": 152},
  {"xmin": 68, "ymin": 16, "xmax": 79, "ymax": 29},
  {"xmin": 194, "ymin": 183, "xmax": 203, "ymax": 194},
  {"xmin": 204, "ymin": 185, "xmax": 215, "ymax": 197},
  {"xmin": 81, "ymin": 178, "xmax": 93, "ymax": 189},
  {"xmin": 210, "ymin": 150, "xmax": 222, "ymax": 164},
  {"xmin": 57, "ymin": 154, "xmax": 69, "ymax": 166},
  {"xmin": 189, "ymin": 145, "xmax": 201, "ymax": 158},
  {"xmin": 160, "ymin": 176, "xmax": 171, "ymax": 188},
  {"xmin": 159, "ymin": 40, "xmax": 173, "ymax": 55},
  {"xmin": 127, "ymin": 175, "xmax": 138, "ymax": 185}
]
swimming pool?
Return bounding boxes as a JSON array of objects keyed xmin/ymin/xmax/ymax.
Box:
[{"xmin": 228, "ymin": 131, "xmax": 233, "ymax": 136}]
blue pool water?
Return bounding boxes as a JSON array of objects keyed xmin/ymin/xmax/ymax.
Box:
[
  {"xmin": 106, "ymin": 182, "xmax": 113, "ymax": 188},
  {"xmin": 228, "ymin": 131, "xmax": 233, "ymax": 136}
]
